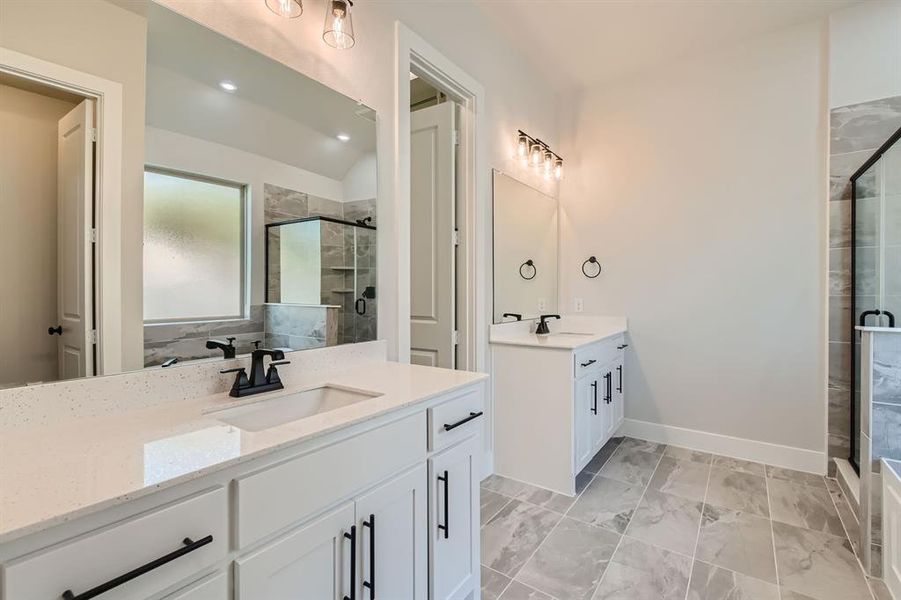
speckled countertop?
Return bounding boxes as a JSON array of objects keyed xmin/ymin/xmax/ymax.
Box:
[{"xmin": 0, "ymin": 361, "xmax": 486, "ymax": 544}]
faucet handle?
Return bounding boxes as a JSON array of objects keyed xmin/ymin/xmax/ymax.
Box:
[
  {"xmin": 226, "ymin": 336, "xmax": 236, "ymax": 345},
  {"xmin": 266, "ymin": 360, "xmax": 290, "ymax": 385},
  {"xmin": 221, "ymin": 367, "xmax": 249, "ymax": 394},
  {"xmin": 220, "ymin": 367, "xmax": 246, "ymax": 374}
]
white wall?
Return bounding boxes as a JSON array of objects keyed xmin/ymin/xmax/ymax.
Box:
[
  {"xmin": 0, "ymin": 83, "xmax": 76, "ymax": 385},
  {"xmin": 829, "ymin": 0, "xmax": 901, "ymax": 109},
  {"xmin": 560, "ymin": 20, "xmax": 828, "ymax": 454},
  {"xmin": 158, "ymin": 0, "xmax": 562, "ymax": 364},
  {"xmin": 342, "ymin": 152, "xmax": 377, "ymax": 203}
]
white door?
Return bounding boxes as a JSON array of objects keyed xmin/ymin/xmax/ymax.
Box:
[
  {"xmin": 235, "ymin": 502, "xmax": 354, "ymax": 599},
  {"xmin": 410, "ymin": 101, "xmax": 456, "ymax": 368},
  {"xmin": 56, "ymin": 99, "xmax": 95, "ymax": 380},
  {"xmin": 354, "ymin": 464, "xmax": 428, "ymax": 600},
  {"xmin": 574, "ymin": 371, "xmax": 596, "ymax": 471},
  {"xmin": 430, "ymin": 436, "xmax": 479, "ymax": 600}
]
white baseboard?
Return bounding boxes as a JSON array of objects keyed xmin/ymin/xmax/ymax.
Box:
[
  {"xmin": 619, "ymin": 418, "xmax": 827, "ymax": 474},
  {"xmin": 834, "ymin": 458, "xmax": 860, "ymax": 512}
]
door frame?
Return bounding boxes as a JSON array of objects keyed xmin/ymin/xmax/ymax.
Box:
[
  {"xmin": 0, "ymin": 47, "xmax": 124, "ymax": 375},
  {"xmin": 394, "ymin": 23, "xmax": 486, "ymax": 376}
]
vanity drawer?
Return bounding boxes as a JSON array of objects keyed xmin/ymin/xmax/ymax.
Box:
[
  {"xmin": 574, "ymin": 336, "xmax": 625, "ymax": 376},
  {"xmin": 236, "ymin": 413, "xmax": 426, "ymax": 547},
  {"xmin": 428, "ymin": 385, "xmax": 484, "ymax": 451},
  {"xmin": 3, "ymin": 487, "xmax": 228, "ymax": 600}
]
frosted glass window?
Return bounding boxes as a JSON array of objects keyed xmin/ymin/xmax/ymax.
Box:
[{"xmin": 143, "ymin": 169, "xmax": 244, "ymax": 322}]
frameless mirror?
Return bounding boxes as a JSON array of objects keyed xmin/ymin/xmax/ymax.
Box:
[
  {"xmin": 492, "ymin": 171, "xmax": 558, "ymax": 323},
  {"xmin": 0, "ymin": 0, "xmax": 377, "ymax": 389}
]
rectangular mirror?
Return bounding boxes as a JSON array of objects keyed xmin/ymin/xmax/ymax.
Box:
[
  {"xmin": 0, "ymin": 0, "xmax": 377, "ymax": 388},
  {"xmin": 492, "ymin": 171, "xmax": 558, "ymax": 323}
]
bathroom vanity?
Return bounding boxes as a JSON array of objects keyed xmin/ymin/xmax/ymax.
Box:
[
  {"xmin": 490, "ymin": 316, "xmax": 628, "ymax": 496},
  {"xmin": 0, "ymin": 342, "xmax": 486, "ymax": 600}
]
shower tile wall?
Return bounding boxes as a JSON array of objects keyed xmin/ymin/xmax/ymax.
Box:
[
  {"xmin": 263, "ymin": 303, "xmax": 338, "ymax": 350},
  {"xmin": 143, "ymin": 305, "xmax": 265, "ymax": 366},
  {"xmin": 828, "ymin": 95, "xmax": 901, "ymax": 473}
]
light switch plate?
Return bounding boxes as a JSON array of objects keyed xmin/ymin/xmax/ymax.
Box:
[{"xmin": 538, "ymin": 298, "xmax": 547, "ymax": 311}]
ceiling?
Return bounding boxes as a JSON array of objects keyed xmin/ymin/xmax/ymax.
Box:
[
  {"xmin": 476, "ymin": 0, "xmax": 858, "ymax": 91},
  {"xmin": 146, "ymin": 3, "xmax": 376, "ymax": 182}
]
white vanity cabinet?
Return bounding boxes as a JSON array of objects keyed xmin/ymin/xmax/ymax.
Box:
[
  {"xmin": 493, "ymin": 328, "xmax": 627, "ymax": 496},
  {"xmin": 0, "ymin": 379, "xmax": 485, "ymax": 600}
]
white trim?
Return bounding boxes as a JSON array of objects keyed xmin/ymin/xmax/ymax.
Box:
[
  {"xmin": 0, "ymin": 47, "xmax": 123, "ymax": 375},
  {"xmin": 619, "ymin": 417, "xmax": 827, "ymax": 474},
  {"xmin": 835, "ymin": 457, "xmax": 861, "ymax": 511}
]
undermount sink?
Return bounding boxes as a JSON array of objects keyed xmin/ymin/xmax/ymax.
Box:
[
  {"xmin": 546, "ymin": 332, "xmax": 594, "ymax": 337},
  {"xmin": 209, "ymin": 385, "xmax": 382, "ymax": 431}
]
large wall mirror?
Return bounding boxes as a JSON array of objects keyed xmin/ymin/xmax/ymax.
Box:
[
  {"xmin": 492, "ymin": 171, "xmax": 558, "ymax": 323},
  {"xmin": 0, "ymin": 1, "xmax": 377, "ymax": 389}
]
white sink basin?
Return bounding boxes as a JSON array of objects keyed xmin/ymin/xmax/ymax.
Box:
[
  {"xmin": 545, "ymin": 332, "xmax": 594, "ymax": 338},
  {"xmin": 209, "ymin": 385, "xmax": 382, "ymax": 431}
]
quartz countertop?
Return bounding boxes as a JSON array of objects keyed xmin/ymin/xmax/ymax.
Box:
[
  {"xmin": 489, "ymin": 315, "xmax": 627, "ymax": 350},
  {"xmin": 0, "ymin": 361, "xmax": 486, "ymax": 543}
]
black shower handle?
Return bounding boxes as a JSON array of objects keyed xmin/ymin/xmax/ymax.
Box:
[
  {"xmin": 885, "ymin": 311, "xmax": 896, "ymax": 328},
  {"xmin": 860, "ymin": 310, "xmax": 882, "ymax": 327}
]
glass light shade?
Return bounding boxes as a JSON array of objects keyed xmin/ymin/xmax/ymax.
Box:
[
  {"xmin": 529, "ymin": 142, "xmax": 542, "ymax": 166},
  {"xmin": 517, "ymin": 133, "xmax": 529, "ymax": 159},
  {"xmin": 323, "ymin": 0, "xmax": 355, "ymax": 49},
  {"xmin": 554, "ymin": 158, "xmax": 564, "ymax": 180},
  {"xmin": 543, "ymin": 149, "xmax": 554, "ymax": 173},
  {"xmin": 265, "ymin": 0, "xmax": 303, "ymax": 18}
]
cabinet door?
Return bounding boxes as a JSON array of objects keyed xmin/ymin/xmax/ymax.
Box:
[
  {"xmin": 593, "ymin": 369, "xmax": 612, "ymax": 451},
  {"xmin": 430, "ymin": 436, "xmax": 480, "ymax": 600},
  {"xmin": 164, "ymin": 572, "xmax": 227, "ymax": 600},
  {"xmin": 574, "ymin": 372, "xmax": 596, "ymax": 471},
  {"xmin": 235, "ymin": 502, "xmax": 354, "ymax": 599},
  {"xmin": 355, "ymin": 464, "xmax": 428, "ymax": 600}
]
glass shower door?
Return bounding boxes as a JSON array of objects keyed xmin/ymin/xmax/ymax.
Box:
[{"xmin": 351, "ymin": 227, "xmax": 377, "ymax": 343}]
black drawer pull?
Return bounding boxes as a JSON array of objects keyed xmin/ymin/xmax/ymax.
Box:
[
  {"xmin": 604, "ymin": 372, "xmax": 612, "ymax": 404},
  {"xmin": 344, "ymin": 526, "xmax": 357, "ymax": 600},
  {"xmin": 61, "ymin": 535, "xmax": 213, "ymax": 600},
  {"xmin": 443, "ymin": 411, "xmax": 483, "ymax": 431},
  {"xmin": 580, "ymin": 359, "xmax": 596, "ymax": 367},
  {"xmin": 363, "ymin": 514, "xmax": 376, "ymax": 599},
  {"xmin": 590, "ymin": 381, "xmax": 598, "ymax": 414},
  {"xmin": 617, "ymin": 365, "xmax": 623, "ymax": 394},
  {"xmin": 617, "ymin": 344, "xmax": 630, "ymax": 350},
  {"xmin": 437, "ymin": 470, "xmax": 449, "ymax": 539}
]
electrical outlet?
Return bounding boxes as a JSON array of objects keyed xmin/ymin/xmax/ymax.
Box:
[
  {"xmin": 538, "ymin": 298, "xmax": 547, "ymax": 311},
  {"xmin": 574, "ymin": 298, "xmax": 584, "ymax": 313}
]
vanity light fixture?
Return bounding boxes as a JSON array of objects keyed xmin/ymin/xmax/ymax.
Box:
[
  {"xmin": 323, "ymin": 0, "xmax": 355, "ymax": 49},
  {"xmin": 265, "ymin": 0, "xmax": 303, "ymax": 18},
  {"xmin": 516, "ymin": 130, "xmax": 563, "ymax": 180},
  {"xmin": 336, "ymin": 133, "xmax": 351, "ymax": 142},
  {"xmin": 218, "ymin": 80, "xmax": 238, "ymax": 93}
]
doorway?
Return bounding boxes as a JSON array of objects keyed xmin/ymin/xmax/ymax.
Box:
[
  {"xmin": 0, "ymin": 73, "xmax": 96, "ymax": 386},
  {"xmin": 409, "ymin": 74, "xmax": 463, "ymax": 369}
]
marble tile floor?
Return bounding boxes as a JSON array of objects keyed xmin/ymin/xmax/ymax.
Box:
[{"xmin": 480, "ymin": 436, "xmax": 887, "ymax": 600}]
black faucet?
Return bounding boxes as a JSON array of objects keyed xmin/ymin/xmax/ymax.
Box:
[
  {"xmin": 220, "ymin": 348, "xmax": 290, "ymax": 398},
  {"xmin": 502, "ymin": 313, "xmax": 523, "ymax": 321},
  {"xmin": 206, "ymin": 337, "xmax": 237, "ymax": 359},
  {"xmin": 535, "ymin": 314, "xmax": 561, "ymax": 335}
]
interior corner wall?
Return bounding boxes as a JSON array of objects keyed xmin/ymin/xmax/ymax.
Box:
[
  {"xmin": 158, "ymin": 0, "xmax": 563, "ymax": 364},
  {"xmin": 0, "ymin": 0, "xmax": 147, "ymax": 371},
  {"xmin": 559, "ymin": 20, "xmax": 828, "ymax": 456}
]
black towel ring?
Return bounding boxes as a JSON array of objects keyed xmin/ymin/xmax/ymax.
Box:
[
  {"xmin": 519, "ymin": 259, "xmax": 537, "ymax": 280},
  {"xmin": 582, "ymin": 256, "xmax": 601, "ymax": 278}
]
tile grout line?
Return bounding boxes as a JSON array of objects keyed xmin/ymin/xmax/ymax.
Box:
[
  {"xmin": 823, "ymin": 474, "xmax": 880, "ymax": 600},
  {"xmin": 588, "ymin": 444, "xmax": 666, "ymax": 600},
  {"xmin": 765, "ymin": 471, "xmax": 784, "ymax": 600},
  {"xmin": 682, "ymin": 456, "xmax": 713, "ymax": 600}
]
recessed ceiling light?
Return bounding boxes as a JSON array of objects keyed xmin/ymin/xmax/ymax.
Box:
[
  {"xmin": 336, "ymin": 133, "xmax": 351, "ymax": 142},
  {"xmin": 219, "ymin": 80, "xmax": 238, "ymax": 93}
]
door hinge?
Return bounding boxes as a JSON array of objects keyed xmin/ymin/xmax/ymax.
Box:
[
  {"xmin": 90, "ymin": 127, "xmax": 97, "ymax": 142},
  {"xmin": 89, "ymin": 228, "xmax": 98, "ymax": 243},
  {"xmin": 452, "ymin": 330, "xmax": 459, "ymax": 346},
  {"xmin": 453, "ymin": 228, "xmax": 460, "ymax": 247},
  {"xmin": 90, "ymin": 329, "xmax": 98, "ymax": 344},
  {"xmin": 452, "ymin": 130, "xmax": 460, "ymax": 146}
]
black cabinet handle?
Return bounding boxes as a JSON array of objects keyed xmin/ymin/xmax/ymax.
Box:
[
  {"xmin": 363, "ymin": 514, "xmax": 375, "ymax": 599},
  {"xmin": 604, "ymin": 372, "xmax": 612, "ymax": 404},
  {"xmin": 617, "ymin": 365, "xmax": 623, "ymax": 394},
  {"xmin": 443, "ymin": 411, "xmax": 483, "ymax": 431},
  {"xmin": 61, "ymin": 535, "xmax": 213, "ymax": 600},
  {"xmin": 437, "ymin": 470, "xmax": 449, "ymax": 539},
  {"xmin": 580, "ymin": 359, "xmax": 597, "ymax": 367},
  {"xmin": 343, "ymin": 526, "xmax": 357, "ymax": 600},
  {"xmin": 48, "ymin": 325, "xmax": 62, "ymax": 336},
  {"xmin": 617, "ymin": 344, "xmax": 629, "ymax": 350},
  {"xmin": 590, "ymin": 381, "xmax": 598, "ymax": 414}
]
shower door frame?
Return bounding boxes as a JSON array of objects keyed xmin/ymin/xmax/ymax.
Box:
[{"xmin": 848, "ymin": 124, "xmax": 901, "ymax": 474}]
